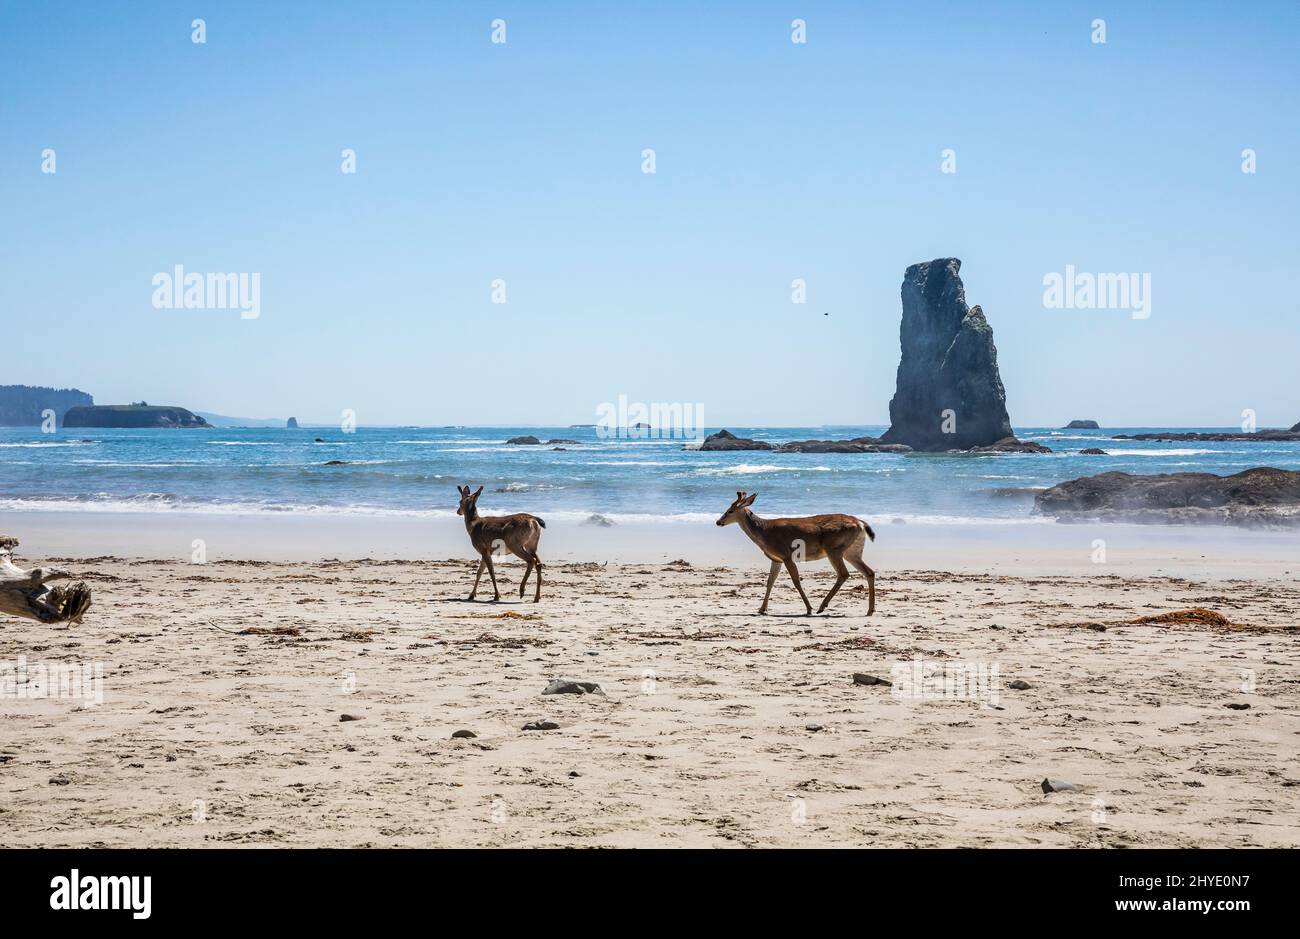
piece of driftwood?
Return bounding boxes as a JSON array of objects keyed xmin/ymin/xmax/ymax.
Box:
[{"xmin": 0, "ymin": 535, "xmax": 91, "ymax": 624}]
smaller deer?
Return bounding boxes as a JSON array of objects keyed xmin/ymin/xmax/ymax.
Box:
[
  {"xmin": 716, "ymin": 491, "xmax": 875, "ymax": 616},
  {"xmin": 456, "ymin": 485, "xmax": 546, "ymax": 602}
]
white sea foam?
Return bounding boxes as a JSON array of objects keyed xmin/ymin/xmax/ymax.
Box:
[
  {"xmin": 695, "ymin": 464, "xmax": 833, "ymax": 476},
  {"xmin": 0, "ymin": 441, "xmax": 96, "ymax": 448}
]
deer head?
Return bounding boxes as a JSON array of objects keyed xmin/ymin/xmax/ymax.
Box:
[
  {"xmin": 716, "ymin": 490, "xmax": 757, "ymax": 526},
  {"xmin": 456, "ymin": 484, "xmax": 484, "ymax": 517}
]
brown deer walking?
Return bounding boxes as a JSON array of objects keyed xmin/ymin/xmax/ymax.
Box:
[
  {"xmin": 456, "ymin": 485, "xmax": 546, "ymax": 602},
  {"xmin": 716, "ymin": 491, "xmax": 875, "ymax": 616}
]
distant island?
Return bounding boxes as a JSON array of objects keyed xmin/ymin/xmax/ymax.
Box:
[
  {"xmin": 63, "ymin": 404, "xmax": 212, "ymax": 429},
  {"xmin": 1064, "ymin": 419, "xmax": 1100, "ymax": 429},
  {"xmin": 0, "ymin": 384, "xmax": 93, "ymax": 426}
]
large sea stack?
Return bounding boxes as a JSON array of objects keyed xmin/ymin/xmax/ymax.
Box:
[{"xmin": 880, "ymin": 259, "xmax": 1023, "ymax": 452}]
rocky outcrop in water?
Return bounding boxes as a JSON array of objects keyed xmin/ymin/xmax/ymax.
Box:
[
  {"xmin": 62, "ymin": 405, "xmax": 210, "ymax": 429},
  {"xmin": 880, "ymin": 259, "xmax": 1042, "ymax": 452},
  {"xmin": 777, "ymin": 437, "xmax": 911, "ymax": 453},
  {"xmin": 1114, "ymin": 430, "xmax": 1300, "ymax": 442},
  {"xmin": 286, "ymin": 417, "xmax": 299, "ymax": 429},
  {"xmin": 505, "ymin": 435, "xmax": 541, "ymax": 445},
  {"xmin": 1034, "ymin": 467, "xmax": 1300, "ymax": 528},
  {"xmin": 1064, "ymin": 420, "xmax": 1100, "ymax": 429},
  {"xmin": 698, "ymin": 430, "xmax": 773, "ymax": 451},
  {"xmin": 0, "ymin": 385, "xmax": 93, "ymax": 426}
]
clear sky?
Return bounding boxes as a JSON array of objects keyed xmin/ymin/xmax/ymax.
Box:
[{"xmin": 2, "ymin": 1, "xmax": 1297, "ymax": 427}]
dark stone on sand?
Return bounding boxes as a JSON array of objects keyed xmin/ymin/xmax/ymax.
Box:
[
  {"xmin": 542, "ymin": 679, "xmax": 605, "ymax": 696},
  {"xmin": 1008, "ymin": 680, "xmax": 1032, "ymax": 690},
  {"xmin": 1225, "ymin": 703, "xmax": 1251, "ymax": 710},
  {"xmin": 1087, "ymin": 623, "xmax": 1107, "ymax": 631},
  {"xmin": 1041, "ymin": 778, "xmax": 1083, "ymax": 794},
  {"xmin": 451, "ymin": 729, "xmax": 477, "ymax": 739},
  {"xmin": 1034, "ymin": 467, "xmax": 1300, "ymax": 528},
  {"xmin": 805, "ymin": 723, "xmax": 825, "ymax": 732},
  {"xmin": 339, "ymin": 714, "xmax": 364, "ymax": 722},
  {"xmin": 522, "ymin": 719, "xmax": 560, "ymax": 731},
  {"xmin": 880, "ymin": 258, "xmax": 1029, "ymax": 452},
  {"xmin": 505, "ymin": 435, "xmax": 541, "ymax": 445},
  {"xmin": 852, "ymin": 673, "xmax": 892, "ymax": 687},
  {"xmin": 49, "ymin": 775, "xmax": 71, "ymax": 786},
  {"xmin": 1064, "ymin": 420, "xmax": 1100, "ymax": 429},
  {"xmin": 698, "ymin": 429, "xmax": 773, "ymax": 451},
  {"xmin": 1079, "ymin": 448, "xmax": 1108, "ymax": 455}
]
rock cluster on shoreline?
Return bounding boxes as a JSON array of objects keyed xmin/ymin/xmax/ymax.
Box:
[{"xmin": 1034, "ymin": 467, "xmax": 1300, "ymax": 528}]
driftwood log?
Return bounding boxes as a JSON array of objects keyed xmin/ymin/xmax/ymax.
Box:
[{"xmin": 0, "ymin": 535, "xmax": 91, "ymax": 624}]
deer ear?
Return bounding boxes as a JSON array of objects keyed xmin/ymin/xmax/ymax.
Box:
[
  {"xmin": 457, "ymin": 485, "xmax": 466, "ymax": 495},
  {"xmin": 473, "ymin": 486, "xmax": 483, "ymax": 498},
  {"xmin": 736, "ymin": 490, "xmax": 745, "ymax": 501},
  {"xmin": 743, "ymin": 492, "xmax": 758, "ymax": 506}
]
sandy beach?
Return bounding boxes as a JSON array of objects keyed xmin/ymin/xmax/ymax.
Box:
[{"xmin": 3, "ymin": 516, "xmax": 1297, "ymax": 848}]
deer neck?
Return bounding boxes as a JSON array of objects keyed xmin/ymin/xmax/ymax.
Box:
[
  {"xmin": 737, "ymin": 509, "xmax": 767, "ymax": 546},
  {"xmin": 462, "ymin": 506, "xmax": 480, "ymax": 533}
]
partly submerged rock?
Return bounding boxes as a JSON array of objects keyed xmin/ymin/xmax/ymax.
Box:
[
  {"xmin": 698, "ymin": 429, "xmax": 772, "ymax": 451},
  {"xmin": 777, "ymin": 437, "xmax": 912, "ymax": 453},
  {"xmin": 1034, "ymin": 467, "xmax": 1300, "ymax": 528},
  {"xmin": 505, "ymin": 435, "xmax": 541, "ymax": 445},
  {"xmin": 1064, "ymin": 420, "xmax": 1100, "ymax": 429},
  {"xmin": 966, "ymin": 436, "xmax": 1052, "ymax": 454},
  {"xmin": 1079, "ymin": 448, "xmax": 1108, "ymax": 455},
  {"xmin": 1114, "ymin": 430, "xmax": 1300, "ymax": 442}
]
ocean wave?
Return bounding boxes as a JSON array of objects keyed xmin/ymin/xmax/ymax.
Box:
[
  {"xmin": 695, "ymin": 464, "xmax": 833, "ymax": 476},
  {"xmin": 0, "ymin": 441, "xmax": 96, "ymax": 448},
  {"xmin": 1101, "ymin": 448, "xmax": 1217, "ymax": 457}
]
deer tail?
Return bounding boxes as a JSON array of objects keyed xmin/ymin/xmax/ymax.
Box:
[
  {"xmin": 861, "ymin": 519, "xmax": 876, "ymax": 542},
  {"xmin": 534, "ymin": 516, "xmax": 547, "ymax": 529}
]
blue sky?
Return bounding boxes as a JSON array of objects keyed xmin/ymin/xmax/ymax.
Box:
[{"xmin": 2, "ymin": 1, "xmax": 1297, "ymax": 427}]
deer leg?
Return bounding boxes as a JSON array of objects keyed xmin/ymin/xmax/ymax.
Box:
[
  {"xmin": 848, "ymin": 554, "xmax": 876, "ymax": 616},
  {"xmin": 518, "ymin": 557, "xmax": 533, "ymax": 598},
  {"xmin": 758, "ymin": 560, "xmax": 780, "ymax": 614},
  {"xmin": 484, "ymin": 553, "xmax": 501, "ymax": 601},
  {"xmin": 469, "ymin": 556, "xmax": 485, "ymax": 600},
  {"xmin": 817, "ymin": 554, "xmax": 850, "ymax": 614},
  {"xmin": 783, "ymin": 558, "xmax": 812, "ymax": 615},
  {"xmin": 530, "ymin": 553, "xmax": 542, "ymax": 603}
]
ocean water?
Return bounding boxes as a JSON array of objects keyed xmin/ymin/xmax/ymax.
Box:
[{"xmin": 2, "ymin": 425, "xmax": 1298, "ymax": 525}]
